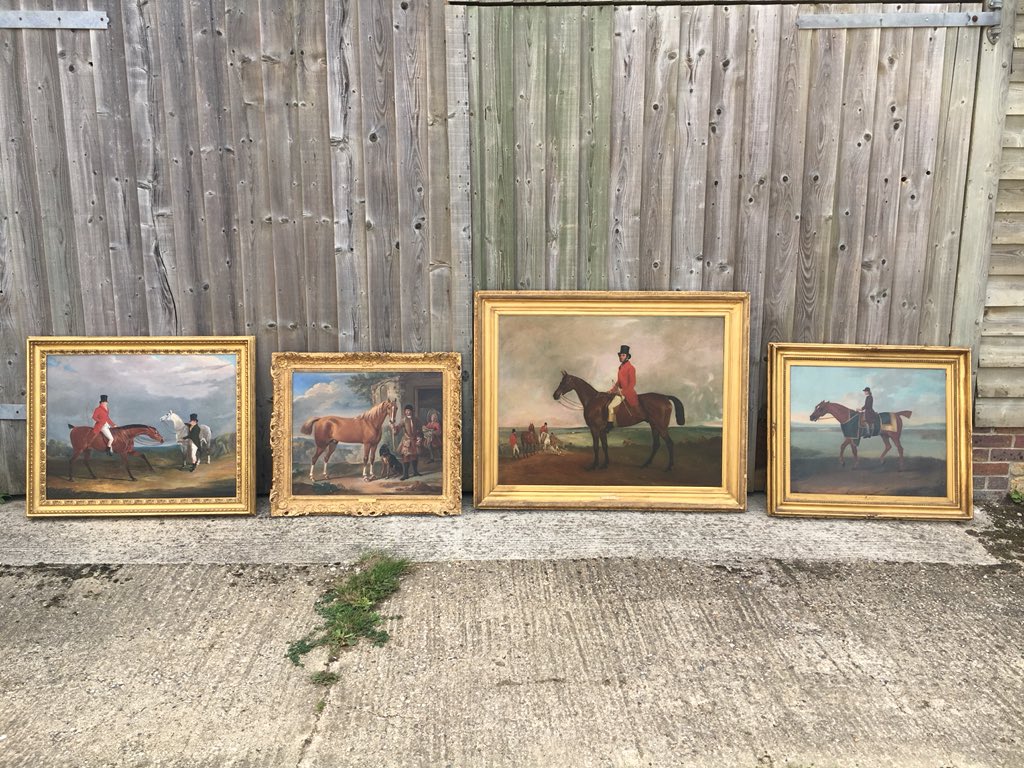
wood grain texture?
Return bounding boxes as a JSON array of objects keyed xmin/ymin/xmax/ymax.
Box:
[
  {"xmin": 607, "ymin": 5, "xmax": 646, "ymax": 290},
  {"xmin": 326, "ymin": 0, "xmax": 369, "ymax": 352},
  {"xmin": 977, "ymin": 368, "xmax": 1024, "ymax": 398},
  {"xmin": 989, "ymin": 243, "xmax": 1024, "ymax": 274},
  {"xmin": 702, "ymin": 4, "xmax": 748, "ymax": 292},
  {"xmin": 671, "ymin": 5, "xmax": 714, "ymax": 290},
  {"xmin": 638, "ymin": 6, "xmax": 680, "ymax": 291}
]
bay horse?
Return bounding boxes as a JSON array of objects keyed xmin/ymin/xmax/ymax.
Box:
[
  {"xmin": 66, "ymin": 423, "xmax": 165, "ymax": 481},
  {"xmin": 809, "ymin": 400, "xmax": 913, "ymax": 470},
  {"xmin": 552, "ymin": 371, "xmax": 685, "ymax": 471},
  {"xmin": 300, "ymin": 399, "xmax": 397, "ymax": 482}
]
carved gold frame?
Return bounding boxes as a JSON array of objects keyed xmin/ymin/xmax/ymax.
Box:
[
  {"xmin": 270, "ymin": 352, "xmax": 462, "ymax": 516},
  {"xmin": 474, "ymin": 291, "xmax": 750, "ymax": 511},
  {"xmin": 768, "ymin": 343, "xmax": 972, "ymax": 519},
  {"xmin": 26, "ymin": 336, "xmax": 255, "ymax": 517}
]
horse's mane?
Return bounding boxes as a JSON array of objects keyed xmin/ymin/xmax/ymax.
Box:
[
  {"xmin": 359, "ymin": 400, "xmax": 392, "ymax": 421},
  {"xmin": 115, "ymin": 423, "xmax": 154, "ymax": 430},
  {"xmin": 563, "ymin": 372, "xmax": 599, "ymax": 397}
]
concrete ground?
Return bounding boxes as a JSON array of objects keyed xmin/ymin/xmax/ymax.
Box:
[{"xmin": 1, "ymin": 496, "xmax": 1022, "ymax": 767}]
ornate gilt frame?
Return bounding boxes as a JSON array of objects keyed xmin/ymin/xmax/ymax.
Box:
[
  {"xmin": 474, "ymin": 291, "xmax": 750, "ymax": 511},
  {"xmin": 768, "ymin": 343, "xmax": 972, "ymax": 519},
  {"xmin": 26, "ymin": 336, "xmax": 256, "ymax": 517},
  {"xmin": 270, "ymin": 352, "xmax": 462, "ymax": 517}
]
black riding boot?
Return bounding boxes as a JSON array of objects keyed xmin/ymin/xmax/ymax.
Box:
[
  {"xmin": 401, "ymin": 462, "xmax": 410, "ymax": 480},
  {"xmin": 412, "ymin": 460, "xmax": 422, "ymax": 477}
]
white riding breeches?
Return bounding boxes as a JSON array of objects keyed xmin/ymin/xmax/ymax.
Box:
[{"xmin": 100, "ymin": 425, "xmax": 113, "ymax": 446}]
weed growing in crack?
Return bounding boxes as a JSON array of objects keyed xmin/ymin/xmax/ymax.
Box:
[{"xmin": 287, "ymin": 551, "xmax": 412, "ymax": 686}]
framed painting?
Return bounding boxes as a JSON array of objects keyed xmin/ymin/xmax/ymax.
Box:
[
  {"xmin": 768, "ymin": 344, "xmax": 972, "ymax": 519},
  {"xmin": 26, "ymin": 336, "xmax": 255, "ymax": 517},
  {"xmin": 474, "ymin": 291, "xmax": 750, "ymax": 510},
  {"xmin": 270, "ymin": 352, "xmax": 462, "ymax": 516}
]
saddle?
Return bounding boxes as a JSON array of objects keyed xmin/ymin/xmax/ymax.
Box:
[{"xmin": 842, "ymin": 413, "xmax": 894, "ymax": 440}]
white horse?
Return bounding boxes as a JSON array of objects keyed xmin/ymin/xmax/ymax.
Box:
[{"xmin": 160, "ymin": 410, "xmax": 213, "ymax": 466}]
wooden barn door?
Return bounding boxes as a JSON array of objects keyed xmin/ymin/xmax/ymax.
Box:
[{"xmin": 459, "ymin": 1, "xmax": 1000, "ymax": 482}]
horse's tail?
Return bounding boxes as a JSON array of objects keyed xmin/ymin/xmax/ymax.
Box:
[
  {"xmin": 895, "ymin": 410, "xmax": 912, "ymax": 419},
  {"xmin": 300, "ymin": 417, "xmax": 320, "ymax": 435},
  {"xmin": 668, "ymin": 396, "xmax": 685, "ymax": 426}
]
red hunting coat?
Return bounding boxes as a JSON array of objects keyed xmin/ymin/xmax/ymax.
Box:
[
  {"xmin": 90, "ymin": 404, "xmax": 115, "ymax": 435},
  {"xmin": 614, "ymin": 361, "xmax": 640, "ymax": 408}
]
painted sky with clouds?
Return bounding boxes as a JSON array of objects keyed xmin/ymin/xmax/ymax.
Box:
[
  {"xmin": 46, "ymin": 354, "xmax": 238, "ymax": 442},
  {"xmin": 498, "ymin": 315, "xmax": 724, "ymax": 427},
  {"xmin": 790, "ymin": 365, "xmax": 947, "ymax": 426},
  {"xmin": 292, "ymin": 372, "xmax": 376, "ymax": 431}
]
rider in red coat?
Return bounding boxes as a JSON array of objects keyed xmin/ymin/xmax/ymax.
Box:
[
  {"xmin": 90, "ymin": 394, "xmax": 116, "ymax": 455},
  {"xmin": 607, "ymin": 345, "xmax": 643, "ymax": 428}
]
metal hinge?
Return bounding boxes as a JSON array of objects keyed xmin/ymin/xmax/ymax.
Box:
[
  {"xmin": 0, "ymin": 11, "xmax": 108, "ymax": 30},
  {"xmin": 0, "ymin": 404, "xmax": 26, "ymax": 421},
  {"xmin": 796, "ymin": 10, "xmax": 1000, "ymax": 30}
]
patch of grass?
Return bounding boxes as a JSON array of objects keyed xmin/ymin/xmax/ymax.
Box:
[
  {"xmin": 309, "ymin": 670, "xmax": 340, "ymax": 687},
  {"xmin": 287, "ymin": 552, "xmax": 412, "ymax": 667},
  {"xmin": 1010, "ymin": 487, "xmax": 1023, "ymax": 505}
]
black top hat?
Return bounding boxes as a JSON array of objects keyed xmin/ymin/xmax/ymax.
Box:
[
  {"xmin": 403, "ymin": 403, "xmax": 414, "ymax": 413},
  {"xmin": 618, "ymin": 345, "xmax": 631, "ymax": 358},
  {"xmin": 99, "ymin": 394, "xmax": 108, "ymax": 402},
  {"xmin": 189, "ymin": 413, "xmax": 199, "ymax": 422}
]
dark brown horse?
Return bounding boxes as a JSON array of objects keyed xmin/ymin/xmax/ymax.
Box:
[
  {"xmin": 552, "ymin": 371, "xmax": 685, "ymax": 471},
  {"xmin": 67, "ymin": 423, "xmax": 165, "ymax": 481},
  {"xmin": 300, "ymin": 399, "xmax": 397, "ymax": 482},
  {"xmin": 809, "ymin": 400, "xmax": 913, "ymax": 470}
]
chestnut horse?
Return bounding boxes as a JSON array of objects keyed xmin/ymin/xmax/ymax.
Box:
[
  {"xmin": 809, "ymin": 400, "xmax": 913, "ymax": 470},
  {"xmin": 66, "ymin": 423, "xmax": 165, "ymax": 481},
  {"xmin": 552, "ymin": 371, "xmax": 685, "ymax": 471},
  {"xmin": 300, "ymin": 399, "xmax": 397, "ymax": 481}
]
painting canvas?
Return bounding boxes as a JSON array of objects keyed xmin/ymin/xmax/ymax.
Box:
[
  {"xmin": 475, "ymin": 292, "xmax": 749, "ymax": 510},
  {"xmin": 270, "ymin": 352, "xmax": 461, "ymax": 516},
  {"xmin": 768, "ymin": 344, "xmax": 972, "ymax": 519},
  {"xmin": 27, "ymin": 337, "xmax": 255, "ymax": 516}
]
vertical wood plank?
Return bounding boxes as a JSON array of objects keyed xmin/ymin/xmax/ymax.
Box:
[
  {"xmin": 671, "ymin": 5, "xmax": 713, "ymax": 290},
  {"xmin": 857, "ymin": 8, "xmax": 913, "ymax": 344},
  {"xmin": 952, "ymin": 0, "xmax": 1016, "ymax": 358},
  {"xmin": 608, "ymin": 5, "xmax": 646, "ymax": 290},
  {"xmin": 446, "ymin": 2, "xmax": 474, "ymax": 489},
  {"xmin": 120, "ymin": 0, "xmax": 179, "ymax": 335},
  {"xmin": 735, "ymin": 5, "xmax": 780, "ymax": 475},
  {"xmin": 19, "ymin": 0, "xmax": 86, "ymax": 336},
  {"xmin": 762, "ymin": 4, "xmax": 811, "ymax": 351},
  {"xmin": 157, "ymin": 0, "xmax": 212, "ymax": 335},
  {"xmin": 55, "ymin": 5, "xmax": 116, "ymax": 334},
  {"xmin": 227, "ymin": 0, "xmax": 278, "ymax": 488},
  {"xmin": 467, "ymin": 6, "xmax": 487, "ymax": 290},
  {"xmin": 920, "ymin": 17, "xmax": 981, "ymax": 345},
  {"xmin": 638, "ymin": 6, "xmax": 680, "ymax": 291},
  {"xmin": 393, "ymin": 0, "xmax": 431, "ymax": 351},
  {"xmin": 577, "ymin": 4, "xmax": 612, "ymax": 290},
  {"xmin": 513, "ymin": 5, "xmax": 546, "ymax": 290},
  {"xmin": 888, "ymin": 12, "xmax": 946, "ymax": 344},
  {"xmin": 261, "ymin": 0, "xmax": 308, "ymax": 352},
  {"xmin": 826, "ymin": 14, "xmax": 880, "ymax": 343},
  {"xmin": 295, "ymin": 0, "xmax": 336, "ymax": 351},
  {"xmin": 89, "ymin": 0, "xmax": 148, "ymax": 335},
  {"xmin": 192, "ymin": 0, "xmax": 243, "ymax": 335},
  {"xmin": 792, "ymin": 17, "xmax": 846, "ymax": 342},
  {"xmin": 327, "ymin": 0, "xmax": 369, "ymax": 352},
  {"xmin": 545, "ymin": 5, "xmax": 581, "ymax": 289},
  {"xmin": 478, "ymin": 6, "xmax": 515, "ymax": 290},
  {"xmin": 702, "ymin": 4, "xmax": 748, "ymax": 292},
  {"xmin": 425, "ymin": 0, "xmax": 454, "ymax": 351}
]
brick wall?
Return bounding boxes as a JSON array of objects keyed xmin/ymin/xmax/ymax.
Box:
[{"xmin": 973, "ymin": 428, "xmax": 1024, "ymax": 498}]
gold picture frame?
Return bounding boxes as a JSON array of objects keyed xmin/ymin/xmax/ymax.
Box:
[
  {"xmin": 768, "ymin": 343, "xmax": 972, "ymax": 519},
  {"xmin": 474, "ymin": 291, "xmax": 750, "ymax": 511},
  {"xmin": 27, "ymin": 336, "xmax": 255, "ymax": 517},
  {"xmin": 270, "ymin": 352, "xmax": 462, "ymax": 516}
]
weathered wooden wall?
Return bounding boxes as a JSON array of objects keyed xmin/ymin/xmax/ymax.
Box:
[
  {"xmin": 979, "ymin": 3, "xmax": 1024, "ymax": 427},
  {"xmin": 0, "ymin": 0, "xmax": 1014, "ymax": 494}
]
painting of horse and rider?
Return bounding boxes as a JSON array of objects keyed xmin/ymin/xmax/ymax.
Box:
[
  {"xmin": 788, "ymin": 365, "xmax": 949, "ymax": 497},
  {"xmin": 28, "ymin": 338, "xmax": 253, "ymax": 515},
  {"xmin": 286, "ymin": 370, "xmax": 447, "ymax": 497},
  {"xmin": 495, "ymin": 314, "xmax": 728, "ymax": 489}
]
